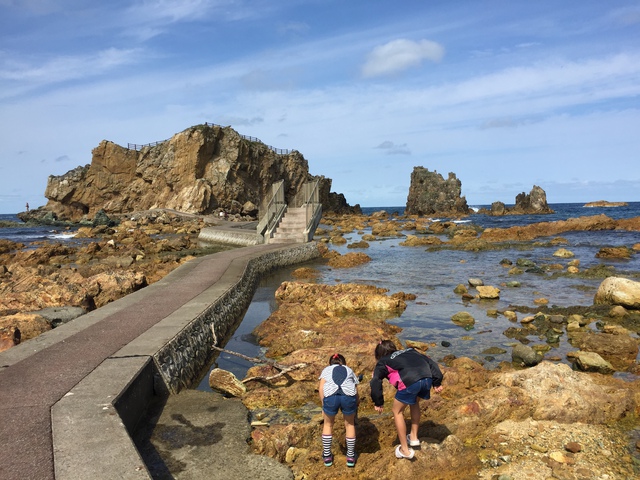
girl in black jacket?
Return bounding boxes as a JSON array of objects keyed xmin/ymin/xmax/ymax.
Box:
[{"xmin": 370, "ymin": 340, "xmax": 444, "ymax": 459}]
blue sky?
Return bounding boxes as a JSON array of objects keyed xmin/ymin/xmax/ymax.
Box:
[{"xmin": 1, "ymin": 0, "xmax": 640, "ymax": 213}]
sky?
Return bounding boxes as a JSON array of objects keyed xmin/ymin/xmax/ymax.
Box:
[{"xmin": 1, "ymin": 0, "xmax": 640, "ymax": 214}]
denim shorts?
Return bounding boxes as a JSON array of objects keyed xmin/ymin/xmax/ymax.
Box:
[
  {"xmin": 395, "ymin": 377, "xmax": 433, "ymax": 405},
  {"xmin": 323, "ymin": 393, "xmax": 358, "ymax": 416}
]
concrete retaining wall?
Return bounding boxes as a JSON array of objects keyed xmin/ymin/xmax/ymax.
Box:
[{"xmin": 52, "ymin": 242, "xmax": 321, "ymax": 479}]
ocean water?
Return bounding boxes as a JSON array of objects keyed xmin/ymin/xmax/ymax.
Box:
[
  {"xmin": 0, "ymin": 214, "xmax": 79, "ymax": 244},
  {"xmin": 3, "ymin": 206, "xmax": 640, "ymax": 386},
  {"xmin": 199, "ymin": 202, "xmax": 640, "ymax": 387}
]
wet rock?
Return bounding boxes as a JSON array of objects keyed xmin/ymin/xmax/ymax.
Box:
[
  {"xmin": 451, "ymin": 311, "xmax": 475, "ymax": 328},
  {"xmin": 476, "ymin": 285, "xmax": 500, "ymax": 299},
  {"xmin": 480, "ymin": 214, "xmax": 618, "ymax": 243},
  {"xmin": 326, "ymin": 251, "xmax": 371, "ymax": 268},
  {"xmin": 553, "ymin": 248, "xmax": 574, "ymax": 258},
  {"xmin": 453, "ymin": 284, "xmax": 468, "ymax": 294},
  {"xmin": 399, "ymin": 234, "xmax": 443, "ymax": 247},
  {"xmin": 512, "ymin": 344, "xmax": 542, "ymax": 367},
  {"xmin": 290, "ymin": 267, "xmax": 319, "ymax": 279},
  {"xmin": 574, "ymin": 351, "xmax": 615, "ymax": 374},
  {"xmin": 468, "ymin": 278, "xmax": 484, "ymax": 287},
  {"xmin": 568, "ymin": 330, "xmax": 638, "ymax": 370},
  {"xmin": 596, "ymin": 246, "xmax": 632, "ymax": 259}
]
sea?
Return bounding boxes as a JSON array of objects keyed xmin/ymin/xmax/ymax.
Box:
[{"xmin": 3, "ymin": 204, "xmax": 640, "ymax": 388}]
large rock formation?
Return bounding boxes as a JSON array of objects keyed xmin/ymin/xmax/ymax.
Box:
[
  {"xmin": 38, "ymin": 124, "xmax": 355, "ymax": 222},
  {"xmin": 405, "ymin": 167, "xmax": 470, "ymax": 216},
  {"xmin": 482, "ymin": 185, "xmax": 554, "ymax": 216}
]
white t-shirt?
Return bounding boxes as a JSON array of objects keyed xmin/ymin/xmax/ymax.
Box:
[{"xmin": 319, "ymin": 364, "xmax": 359, "ymax": 397}]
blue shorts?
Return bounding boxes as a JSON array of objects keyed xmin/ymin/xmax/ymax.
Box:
[
  {"xmin": 323, "ymin": 393, "xmax": 358, "ymax": 416},
  {"xmin": 395, "ymin": 377, "xmax": 433, "ymax": 405}
]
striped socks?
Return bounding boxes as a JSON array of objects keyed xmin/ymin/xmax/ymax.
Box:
[
  {"xmin": 322, "ymin": 434, "xmax": 332, "ymax": 457},
  {"xmin": 346, "ymin": 437, "xmax": 356, "ymax": 458}
]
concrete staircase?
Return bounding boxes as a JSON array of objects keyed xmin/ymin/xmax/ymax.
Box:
[{"xmin": 270, "ymin": 207, "xmax": 308, "ymax": 243}]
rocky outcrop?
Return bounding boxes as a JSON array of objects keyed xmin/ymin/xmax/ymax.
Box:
[
  {"xmin": 405, "ymin": 167, "xmax": 470, "ymax": 216},
  {"xmin": 584, "ymin": 200, "xmax": 628, "ymax": 207},
  {"xmin": 36, "ymin": 124, "xmax": 355, "ymax": 222},
  {"xmin": 316, "ymin": 176, "xmax": 361, "ymax": 214},
  {"xmin": 479, "ymin": 214, "xmax": 626, "ymax": 242},
  {"xmin": 480, "ymin": 185, "xmax": 554, "ymax": 216}
]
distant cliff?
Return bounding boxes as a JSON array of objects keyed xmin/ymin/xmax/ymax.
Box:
[{"xmin": 37, "ymin": 124, "xmax": 357, "ymax": 222}]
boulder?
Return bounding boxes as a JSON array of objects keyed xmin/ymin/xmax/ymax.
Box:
[
  {"xmin": 553, "ymin": 248, "xmax": 574, "ymax": 258},
  {"xmin": 476, "ymin": 285, "xmax": 500, "ymax": 299},
  {"xmin": 512, "ymin": 343, "xmax": 542, "ymax": 367},
  {"xmin": 573, "ymin": 351, "xmax": 615, "ymax": 374},
  {"xmin": 209, "ymin": 368, "xmax": 247, "ymax": 397},
  {"xmin": 568, "ymin": 330, "xmax": 639, "ymax": 370},
  {"xmin": 593, "ymin": 276, "xmax": 640, "ymax": 309},
  {"xmin": 451, "ymin": 311, "xmax": 475, "ymax": 328}
]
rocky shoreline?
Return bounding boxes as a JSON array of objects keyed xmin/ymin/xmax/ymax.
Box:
[
  {"xmin": 0, "ymin": 209, "xmax": 240, "ymax": 351},
  {"xmin": 219, "ymin": 212, "xmax": 640, "ymax": 479},
  {"xmin": 2, "ymin": 210, "xmax": 640, "ymax": 479}
]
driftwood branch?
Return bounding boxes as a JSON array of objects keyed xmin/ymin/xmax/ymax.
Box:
[
  {"xmin": 210, "ymin": 324, "xmax": 306, "ymax": 384},
  {"xmin": 242, "ymin": 363, "xmax": 307, "ymax": 384}
]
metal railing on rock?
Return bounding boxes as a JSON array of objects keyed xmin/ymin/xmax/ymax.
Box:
[{"xmin": 126, "ymin": 122, "xmax": 291, "ymax": 155}]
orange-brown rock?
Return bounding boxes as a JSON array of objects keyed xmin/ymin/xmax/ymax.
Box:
[
  {"xmin": 0, "ymin": 239, "xmax": 25, "ymax": 254},
  {"xmin": 479, "ymin": 214, "xmax": 630, "ymax": 242},
  {"xmin": 0, "ymin": 313, "xmax": 51, "ymax": 342},
  {"xmin": 568, "ymin": 330, "xmax": 639, "ymax": 371},
  {"xmin": 42, "ymin": 124, "xmax": 315, "ymax": 221},
  {"xmin": 0, "ymin": 326, "xmax": 21, "ymax": 352},
  {"xmin": 326, "ymin": 251, "xmax": 371, "ymax": 268},
  {"xmin": 399, "ymin": 234, "xmax": 443, "ymax": 247},
  {"xmin": 595, "ymin": 246, "xmax": 633, "ymax": 258}
]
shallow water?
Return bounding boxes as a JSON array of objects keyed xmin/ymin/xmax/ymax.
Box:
[{"xmin": 198, "ymin": 204, "xmax": 640, "ymax": 389}]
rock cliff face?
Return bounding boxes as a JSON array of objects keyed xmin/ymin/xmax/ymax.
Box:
[
  {"xmin": 42, "ymin": 124, "xmax": 354, "ymax": 221},
  {"xmin": 405, "ymin": 167, "xmax": 470, "ymax": 216},
  {"xmin": 482, "ymin": 185, "xmax": 554, "ymax": 216}
]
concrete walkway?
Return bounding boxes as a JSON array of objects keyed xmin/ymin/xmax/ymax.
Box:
[{"xmin": 0, "ymin": 241, "xmax": 307, "ymax": 479}]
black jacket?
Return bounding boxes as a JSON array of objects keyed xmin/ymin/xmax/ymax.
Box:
[{"xmin": 370, "ymin": 348, "xmax": 443, "ymax": 407}]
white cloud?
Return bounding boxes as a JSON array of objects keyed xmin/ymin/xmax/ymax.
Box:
[
  {"xmin": 123, "ymin": 0, "xmax": 251, "ymax": 40},
  {"xmin": 362, "ymin": 39, "xmax": 444, "ymax": 78},
  {"xmin": 0, "ymin": 48, "xmax": 143, "ymax": 86}
]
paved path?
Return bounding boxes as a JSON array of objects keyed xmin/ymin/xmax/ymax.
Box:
[{"xmin": 0, "ymin": 243, "xmax": 296, "ymax": 480}]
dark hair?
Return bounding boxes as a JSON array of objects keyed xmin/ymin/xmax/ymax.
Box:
[
  {"xmin": 329, "ymin": 353, "xmax": 346, "ymax": 365},
  {"xmin": 375, "ymin": 340, "xmax": 397, "ymax": 360}
]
